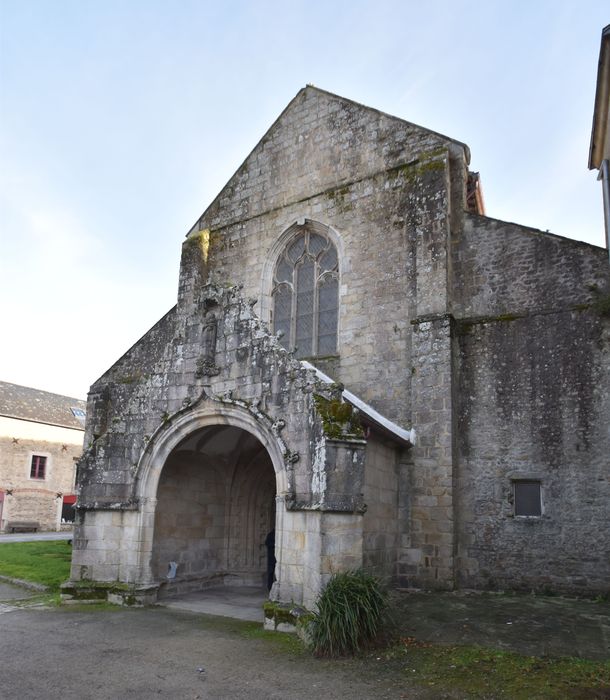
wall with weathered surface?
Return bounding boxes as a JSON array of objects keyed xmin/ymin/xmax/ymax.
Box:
[
  {"xmin": 452, "ymin": 215, "xmax": 610, "ymax": 594},
  {"xmin": 70, "ymin": 269, "xmax": 376, "ymax": 605},
  {"xmin": 362, "ymin": 435, "xmax": 401, "ymax": 579},
  {"xmin": 78, "ymin": 287, "xmax": 314, "ymax": 509},
  {"xmin": 0, "ymin": 416, "xmax": 82, "ymax": 531},
  {"xmin": 70, "ymin": 86, "xmax": 610, "ymax": 603},
  {"xmin": 71, "ymin": 87, "xmax": 467, "ymax": 602},
  {"xmin": 400, "ymin": 314, "xmax": 456, "ymax": 589},
  {"xmin": 453, "ymin": 214, "xmax": 609, "ymax": 317},
  {"xmin": 192, "ymin": 86, "xmax": 467, "ymax": 425},
  {"xmin": 152, "ymin": 453, "xmax": 227, "ymax": 582}
]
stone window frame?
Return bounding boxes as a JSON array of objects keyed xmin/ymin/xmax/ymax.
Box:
[
  {"xmin": 509, "ymin": 476, "xmax": 544, "ymax": 519},
  {"xmin": 261, "ymin": 218, "xmax": 343, "ymax": 359},
  {"xmin": 28, "ymin": 452, "xmax": 51, "ymax": 481}
]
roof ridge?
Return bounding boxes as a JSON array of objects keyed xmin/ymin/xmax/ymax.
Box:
[{"xmin": 0, "ymin": 380, "xmax": 85, "ymax": 404}]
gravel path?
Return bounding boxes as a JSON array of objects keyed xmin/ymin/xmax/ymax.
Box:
[{"xmin": 0, "ymin": 606, "xmax": 418, "ymax": 700}]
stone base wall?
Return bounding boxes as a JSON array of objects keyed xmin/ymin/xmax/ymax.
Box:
[
  {"xmin": 70, "ymin": 509, "xmax": 143, "ymax": 584},
  {"xmin": 2, "ymin": 491, "xmax": 59, "ymax": 531},
  {"xmin": 261, "ymin": 506, "xmax": 364, "ymax": 609}
]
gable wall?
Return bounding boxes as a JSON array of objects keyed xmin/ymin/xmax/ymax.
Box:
[
  {"xmin": 195, "ymin": 88, "xmax": 458, "ymax": 425},
  {"xmin": 195, "ymin": 88, "xmax": 456, "ymax": 233}
]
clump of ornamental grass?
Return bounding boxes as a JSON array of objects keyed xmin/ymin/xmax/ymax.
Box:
[{"xmin": 310, "ymin": 570, "xmax": 388, "ymax": 657}]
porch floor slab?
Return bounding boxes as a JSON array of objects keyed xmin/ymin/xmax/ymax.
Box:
[{"xmin": 156, "ymin": 585, "xmax": 268, "ymax": 622}]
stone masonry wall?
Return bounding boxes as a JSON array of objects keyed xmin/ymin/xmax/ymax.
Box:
[
  {"xmin": 455, "ymin": 310, "xmax": 609, "ymax": 594},
  {"xmin": 192, "ymin": 86, "xmax": 467, "ymax": 426},
  {"xmin": 399, "ymin": 315, "xmax": 456, "ymax": 589},
  {"xmin": 362, "ymin": 435, "xmax": 401, "ymax": 579},
  {"xmin": 73, "ymin": 264, "xmax": 374, "ymax": 601},
  {"xmin": 0, "ymin": 419, "xmax": 82, "ymax": 531},
  {"xmin": 453, "ymin": 214, "xmax": 609, "ymax": 318},
  {"xmin": 452, "ymin": 215, "xmax": 610, "ymax": 594},
  {"xmin": 151, "ymin": 452, "xmax": 227, "ymax": 581},
  {"xmin": 78, "ymin": 285, "xmax": 318, "ymax": 508}
]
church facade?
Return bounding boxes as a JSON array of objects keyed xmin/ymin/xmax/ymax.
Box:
[{"xmin": 66, "ymin": 87, "xmax": 609, "ymax": 607}]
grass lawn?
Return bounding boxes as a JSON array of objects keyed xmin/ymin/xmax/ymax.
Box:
[
  {"xmin": 0, "ymin": 540, "xmax": 72, "ymax": 590},
  {"xmin": 375, "ymin": 639, "xmax": 610, "ymax": 699},
  {"xmin": 239, "ymin": 621, "xmax": 610, "ymax": 698}
]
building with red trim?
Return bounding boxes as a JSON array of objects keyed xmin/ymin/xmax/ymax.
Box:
[{"xmin": 0, "ymin": 381, "xmax": 85, "ymax": 532}]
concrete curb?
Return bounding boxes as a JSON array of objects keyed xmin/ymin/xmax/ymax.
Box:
[{"xmin": 0, "ymin": 574, "xmax": 49, "ymax": 592}]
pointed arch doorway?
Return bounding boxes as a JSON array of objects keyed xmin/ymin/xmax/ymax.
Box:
[{"xmin": 150, "ymin": 424, "xmax": 277, "ymax": 598}]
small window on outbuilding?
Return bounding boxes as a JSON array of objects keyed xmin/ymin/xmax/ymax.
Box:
[
  {"xmin": 513, "ymin": 480, "xmax": 542, "ymax": 517},
  {"xmin": 30, "ymin": 455, "xmax": 47, "ymax": 480}
]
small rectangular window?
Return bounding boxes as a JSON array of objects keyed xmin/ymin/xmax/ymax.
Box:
[
  {"xmin": 30, "ymin": 455, "xmax": 47, "ymax": 480},
  {"xmin": 513, "ymin": 480, "xmax": 541, "ymax": 516}
]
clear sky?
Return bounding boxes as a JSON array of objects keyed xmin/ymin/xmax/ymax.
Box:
[{"xmin": 0, "ymin": 0, "xmax": 607, "ymax": 399}]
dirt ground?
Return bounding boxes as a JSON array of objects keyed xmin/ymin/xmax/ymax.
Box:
[
  {"xmin": 0, "ymin": 605, "xmax": 418, "ymax": 700},
  {"xmin": 0, "ymin": 585, "xmax": 608, "ymax": 700},
  {"xmin": 392, "ymin": 590, "xmax": 610, "ymax": 661}
]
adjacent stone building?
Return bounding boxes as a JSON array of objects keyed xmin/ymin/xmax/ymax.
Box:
[
  {"xmin": 67, "ymin": 84, "xmax": 609, "ymax": 608},
  {"xmin": 0, "ymin": 381, "xmax": 85, "ymax": 532}
]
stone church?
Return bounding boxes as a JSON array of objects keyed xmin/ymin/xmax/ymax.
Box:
[{"xmin": 66, "ymin": 86, "xmax": 609, "ymax": 608}]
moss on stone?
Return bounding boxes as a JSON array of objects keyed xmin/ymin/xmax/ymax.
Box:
[
  {"xmin": 389, "ymin": 149, "xmax": 447, "ymax": 185},
  {"xmin": 326, "ymin": 185, "xmax": 353, "ymax": 211},
  {"xmin": 314, "ymin": 395, "xmax": 364, "ymax": 439},
  {"xmin": 592, "ymin": 292, "xmax": 610, "ymax": 317},
  {"xmin": 68, "ymin": 580, "xmax": 132, "ymax": 591},
  {"xmin": 117, "ymin": 374, "xmax": 142, "ymax": 384},
  {"xmin": 182, "ymin": 229, "xmax": 211, "ymax": 270},
  {"xmin": 455, "ymin": 313, "xmax": 524, "ymax": 335},
  {"xmin": 263, "ymin": 601, "xmax": 297, "ymax": 626},
  {"xmin": 263, "ymin": 601, "xmax": 314, "ymax": 633},
  {"xmin": 62, "ymin": 580, "xmax": 151, "ymax": 607}
]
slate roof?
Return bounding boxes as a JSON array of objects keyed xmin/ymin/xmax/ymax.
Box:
[{"xmin": 0, "ymin": 381, "xmax": 86, "ymax": 430}]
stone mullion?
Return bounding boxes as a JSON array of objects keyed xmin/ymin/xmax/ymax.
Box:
[
  {"xmin": 312, "ymin": 261, "xmax": 321, "ymax": 356},
  {"xmin": 289, "ymin": 268, "xmax": 297, "ymax": 353}
]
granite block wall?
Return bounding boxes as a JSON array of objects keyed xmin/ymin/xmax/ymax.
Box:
[{"xmin": 452, "ymin": 214, "xmax": 610, "ymax": 595}]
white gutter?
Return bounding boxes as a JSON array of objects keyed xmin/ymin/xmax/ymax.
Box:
[{"xmin": 301, "ymin": 360, "xmax": 415, "ymax": 446}]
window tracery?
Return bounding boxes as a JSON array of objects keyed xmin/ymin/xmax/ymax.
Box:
[{"xmin": 272, "ymin": 229, "xmax": 339, "ymax": 357}]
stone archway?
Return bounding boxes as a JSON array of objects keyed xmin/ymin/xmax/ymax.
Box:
[
  {"xmin": 151, "ymin": 424, "xmax": 276, "ymax": 594},
  {"xmin": 132, "ymin": 403, "xmax": 289, "ymax": 597}
]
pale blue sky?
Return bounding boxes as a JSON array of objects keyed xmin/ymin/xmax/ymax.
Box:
[{"xmin": 0, "ymin": 0, "xmax": 607, "ymax": 398}]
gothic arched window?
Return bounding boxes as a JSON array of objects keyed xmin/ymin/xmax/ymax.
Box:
[{"xmin": 272, "ymin": 229, "xmax": 339, "ymax": 358}]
